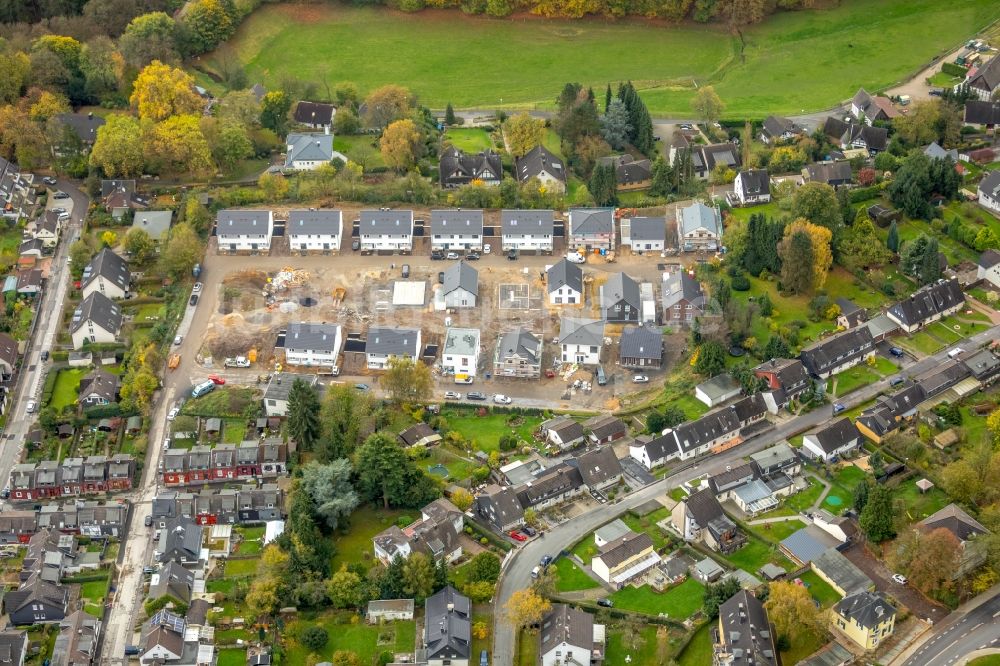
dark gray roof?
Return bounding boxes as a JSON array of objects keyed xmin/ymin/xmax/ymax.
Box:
[
  {"xmin": 19, "ymin": 238, "xmax": 43, "ymax": 255},
  {"xmin": 673, "ymin": 408, "xmax": 740, "ymax": 453},
  {"xmin": 515, "ymin": 145, "xmax": 566, "ymax": 184},
  {"xmin": 359, "ymin": 210, "xmax": 413, "ymax": 235},
  {"xmin": 496, "ymin": 328, "xmax": 541, "ymax": 364},
  {"xmin": 835, "ymin": 591, "xmax": 895, "ymax": 630},
  {"xmin": 443, "ymin": 261, "xmax": 478, "ymax": 296},
  {"xmin": 0, "ymin": 630, "xmax": 26, "ymax": 664},
  {"xmin": 287, "ymin": 209, "xmax": 342, "ymax": 236},
  {"xmin": 0, "ymin": 332, "xmax": 17, "ymax": 369},
  {"xmin": 813, "ymin": 548, "xmax": 872, "ymax": 596},
  {"xmin": 598, "ymin": 154, "xmax": 651, "ymax": 184},
  {"xmin": 965, "ymin": 100, "xmax": 1000, "ymax": 126},
  {"xmin": 56, "ymin": 112, "xmax": 106, "ymax": 143},
  {"xmin": 439, "ymin": 147, "xmax": 502, "ymax": 185},
  {"xmin": 919, "ymin": 503, "xmax": 988, "ymax": 542},
  {"xmin": 981, "ymin": 171, "xmax": 1000, "ymax": 200},
  {"xmin": 597, "ymin": 531, "xmax": 653, "ymax": 569},
  {"xmin": 501, "ymin": 210, "xmax": 554, "ymax": 236},
  {"xmin": 558, "ymin": 317, "xmax": 603, "ymax": 346},
  {"xmin": 628, "ymin": 216, "xmax": 665, "ymax": 242},
  {"xmin": 576, "ymin": 446, "xmax": 622, "ymax": 487},
  {"xmin": 799, "ymin": 328, "xmax": 874, "ymax": 376},
  {"xmin": 366, "ymin": 327, "xmax": 420, "ymax": 356},
  {"xmin": 293, "ymin": 101, "xmax": 335, "ymax": 125},
  {"xmin": 979, "ymin": 248, "xmax": 1000, "ymax": 269},
  {"xmin": 762, "ymin": 115, "xmax": 800, "ymax": 139},
  {"xmin": 700, "ymin": 143, "xmax": 741, "ymax": 172},
  {"xmin": 569, "ymin": 207, "xmax": 614, "ymax": 236},
  {"xmin": 100, "ymin": 179, "xmax": 135, "ymax": 199},
  {"xmin": 684, "ymin": 487, "xmax": 726, "ymax": 527},
  {"xmin": 217, "ymin": 210, "xmax": 271, "ymax": 236},
  {"xmin": 619, "ymin": 325, "xmax": 662, "ymax": 360},
  {"xmin": 731, "ymin": 393, "xmax": 766, "ymax": 423},
  {"xmin": 888, "ymin": 278, "xmax": 964, "ymax": 328},
  {"xmin": 808, "ymin": 418, "xmax": 860, "ymax": 454},
  {"xmin": 970, "ymin": 54, "xmax": 1000, "ymax": 93},
  {"xmin": 540, "ymin": 604, "xmax": 594, "ymax": 656},
  {"xmin": 399, "ymin": 423, "xmax": 439, "ymax": 447},
  {"xmin": 515, "ymin": 466, "xmax": 583, "ymax": 507},
  {"xmin": 781, "ymin": 525, "xmax": 841, "ymax": 563},
  {"xmin": 82, "ymin": 248, "xmax": 129, "ymax": 293},
  {"xmin": 662, "ymin": 271, "xmax": 704, "ymax": 310},
  {"xmin": 546, "ymin": 417, "xmax": 585, "ymax": 443},
  {"xmin": 79, "ymin": 368, "xmax": 118, "ymax": 403},
  {"xmin": 424, "ymin": 586, "xmax": 471, "ymax": 661},
  {"xmin": 159, "ymin": 516, "xmax": 202, "ymax": 562},
  {"xmin": 547, "ymin": 258, "xmax": 583, "ymax": 294},
  {"xmin": 718, "ymin": 590, "xmax": 777, "ymax": 665},
  {"xmin": 285, "ymin": 133, "xmax": 334, "ymax": 164},
  {"xmin": 71, "ymin": 292, "xmax": 122, "ymax": 335},
  {"xmin": 737, "ymin": 169, "xmax": 770, "ymax": 198},
  {"xmin": 284, "ymin": 321, "xmax": 340, "ymax": 352},
  {"xmin": 149, "ymin": 561, "xmax": 194, "ymax": 603},
  {"xmin": 601, "ymin": 272, "xmax": 641, "ymax": 309},
  {"xmin": 805, "ymin": 161, "xmax": 852, "ymax": 185},
  {"xmin": 263, "ymin": 373, "xmax": 317, "ymax": 402},
  {"xmin": 430, "ymin": 209, "xmax": 484, "ymax": 236}
]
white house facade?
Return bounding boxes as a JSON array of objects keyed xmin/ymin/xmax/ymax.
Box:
[
  {"xmin": 282, "ymin": 321, "xmax": 343, "ymax": 370},
  {"xmin": 217, "ymin": 210, "xmax": 273, "ymax": 253},
  {"xmin": 287, "ymin": 209, "xmax": 342, "ymax": 252},
  {"xmin": 501, "ymin": 210, "xmax": 554, "ymax": 252},
  {"xmin": 359, "ymin": 210, "xmax": 413, "ymax": 252}
]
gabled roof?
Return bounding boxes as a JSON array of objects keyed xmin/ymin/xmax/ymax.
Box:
[
  {"xmin": 540, "ymin": 604, "xmax": 594, "ymax": 656},
  {"xmin": 501, "ymin": 209, "xmax": 554, "ymax": 236},
  {"xmin": 662, "ymin": 271, "xmax": 704, "ymax": 310},
  {"xmin": 684, "ymin": 487, "xmax": 726, "ymax": 527},
  {"xmin": 812, "ymin": 547, "xmax": 873, "ymax": 596},
  {"xmin": 477, "ymin": 484, "xmax": 523, "ymax": 525},
  {"xmin": 700, "ymin": 143, "xmax": 741, "ymax": 171},
  {"xmin": 576, "ymin": 446, "xmax": 622, "ymax": 487},
  {"xmin": 285, "ymin": 132, "xmax": 334, "ymax": 165},
  {"xmin": 359, "ymin": 210, "xmax": 413, "ymax": 236},
  {"xmin": 979, "ymin": 171, "xmax": 1000, "ymax": 199},
  {"xmin": 569, "ymin": 207, "xmax": 614, "ymax": 236},
  {"xmin": 558, "ymin": 317, "xmax": 603, "ymax": 346},
  {"xmin": 82, "ymin": 248, "xmax": 129, "ymax": 293},
  {"xmin": 0, "ymin": 631, "xmax": 26, "ymax": 665},
  {"xmin": 496, "ymin": 328, "xmax": 541, "ymax": 364},
  {"xmin": 762, "ymin": 115, "xmax": 800, "ymax": 138},
  {"xmin": 807, "ymin": 418, "xmax": 860, "ymax": 454},
  {"xmin": 217, "ymin": 210, "xmax": 272, "ymax": 236},
  {"xmin": 287, "ymin": 209, "xmax": 342, "ymax": 236},
  {"xmin": 596, "ymin": 531, "xmax": 654, "ymax": 569},
  {"xmin": 969, "ymin": 53, "xmax": 1000, "ymax": 92},
  {"xmin": 439, "ymin": 147, "xmax": 502, "ymax": 184},
  {"xmin": 673, "ymin": 407, "xmax": 740, "ymax": 453},
  {"xmin": 366, "ymin": 327, "xmax": 420, "ymax": 356},
  {"xmin": 978, "ymin": 248, "xmax": 1000, "ymax": 269},
  {"xmin": 919, "ymin": 503, "xmax": 989, "ymax": 542},
  {"xmin": 679, "ymin": 202, "xmax": 720, "ymax": 236},
  {"xmin": 71, "ymin": 292, "xmax": 122, "ymax": 336},
  {"xmin": 924, "ymin": 142, "xmax": 959, "ymax": 161},
  {"xmin": 424, "ymin": 586, "xmax": 471, "ymax": 661},
  {"xmin": 79, "ymin": 368, "xmax": 118, "ymax": 403},
  {"xmin": 619, "ymin": 325, "xmax": 661, "ymax": 360},
  {"xmin": 805, "ymin": 161, "xmax": 852, "ymax": 185},
  {"xmin": 965, "ymin": 100, "xmax": 1000, "ymax": 126},
  {"xmin": 100, "ymin": 179, "xmax": 135, "ymax": 199},
  {"xmin": 545, "ymin": 416, "xmax": 585, "ymax": 443},
  {"xmin": 515, "ymin": 466, "xmax": 583, "ymax": 507},
  {"xmin": 430, "ymin": 209, "xmax": 484, "ymax": 236},
  {"xmin": 16, "ymin": 268, "xmax": 41, "ymax": 291},
  {"xmin": 835, "ymin": 591, "xmax": 895, "ymax": 630},
  {"xmin": 547, "ymin": 259, "xmax": 583, "ymax": 294},
  {"xmin": 293, "ymin": 101, "xmax": 335, "ymax": 125},
  {"xmin": 627, "ymin": 216, "xmax": 665, "ymax": 241},
  {"xmin": 284, "ymin": 321, "xmax": 340, "ymax": 352},
  {"xmin": 601, "ymin": 272, "xmax": 641, "ymax": 309},
  {"xmin": 598, "ymin": 154, "xmax": 651, "ymax": 183},
  {"xmin": 718, "ymin": 590, "xmax": 777, "ymax": 666},
  {"xmin": 515, "ymin": 145, "xmax": 565, "ymax": 184},
  {"xmin": 887, "ymin": 278, "xmax": 964, "ymax": 327},
  {"xmin": 737, "ymin": 169, "xmax": 770, "ymax": 198},
  {"xmin": 799, "ymin": 328, "xmax": 874, "ymax": 376},
  {"xmin": 443, "ymin": 261, "xmax": 479, "ymax": 296},
  {"xmin": 56, "ymin": 112, "xmax": 106, "ymax": 143},
  {"xmin": 0, "ymin": 332, "xmax": 17, "ymax": 369}
]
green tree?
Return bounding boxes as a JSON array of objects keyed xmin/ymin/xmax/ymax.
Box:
[
  {"xmin": 760, "ymin": 336, "xmax": 789, "ymax": 360},
  {"xmin": 213, "ymin": 119, "xmax": 253, "ymax": 169},
  {"xmin": 859, "ymin": 483, "xmax": 896, "ymax": 543},
  {"xmin": 502, "ymin": 112, "xmax": 546, "ymax": 158},
  {"xmin": 888, "ymin": 153, "xmax": 934, "ymax": 219},
  {"xmin": 90, "ymin": 114, "xmax": 144, "ymax": 177},
  {"xmin": 260, "ymin": 91, "xmax": 292, "ymax": 135},
  {"xmin": 181, "ymin": 0, "xmax": 237, "ymax": 54},
  {"xmin": 589, "ymin": 162, "xmax": 617, "ymax": 206},
  {"xmin": 299, "ymin": 460, "xmax": 359, "ymax": 530},
  {"xmin": 600, "ymin": 99, "xmax": 632, "ymax": 150},
  {"xmin": 837, "ymin": 218, "xmax": 892, "ymax": 271},
  {"xmin": 444, "ymin": 103, "xmax": 456, "ymax": 125},
  {"xmin": 327, "ymin": 565, "xmax": 365, "ymax": 609},
  {"xmin": 790, "ymin": 182, "xmax": 842, "ymax": 233},
  {"xmin": 288, "ymin": 378, "xmax": 321, "ymax": 451},
  {"xmin": 382, "ymin": 356, "xmax": 433, "ymax": 405},
  {"xmin": 887, "ymin": 220, "xmax": 900, "ymax": 252},
  {"xmin": 300, "ymin": 625, "xmax": 329, "ymax": 652},
  {"xmin": 158, "ymin": 223, "xmax": 202, "ymax": 279},
  {"xmin": 778, "ymin": 229, "xmax": 815, "ymax": 295},
  {"xmin": 703, "ymin": 577, "xmax": 742, "ymax": 618},
  {"xmin": 319, "ymin": 384, "xmax": 373, "ymax": 461},
  {"xmin": 380, "ymin": 118, "xmax": 422, "ymax": 172},
  {"xmin": 853, "ymin": 479, "xmax": 870, "ymax": 512},
  {"xmin": 402, "ymin": 552, "xmax": 436, "ymax": 603},
  {"xmin": 69, "ymin": 239, "xmax": 93, "ymax": 279},
  {"xmin": 469, "ymin": 552, "xmax": 501, "ymax": 583},
  {"xmin": 124, "ymin": 228, "xmax": 156, "ymax": 264},
  {"xmin": 648, "ymin": 156, "xmax": 672, "ymax": 197},
  {"xmin": 691, "ymin": 85, "xmax": 724, "ymax": 123},
  {"xmin": 120, "ymin": 12, "xmax": 180, "ymax": 68},
  {"xmin": 354, "ymin": 433, "xmax": 440, "ymax": 509},
  {"xmin": 695, "ymin": 340, "xmax": 726, "ymax": 377}
]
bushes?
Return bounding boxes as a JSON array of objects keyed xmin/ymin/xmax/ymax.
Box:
[
  {"xmin": 849, "ymin": 185, "xmax": 882, "ymax": 203},
  {"xmin": 941, "ymin": 62, "xmax": 968, "ymax": 78}
]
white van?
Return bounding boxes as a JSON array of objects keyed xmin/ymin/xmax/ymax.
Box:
[
  {"xmin": 191, "ymin": 380, "xmax": 216, "ymax": 398},
  {"xmin": 531, "ymin": 566, "xmax": 541, "ymax": 578},
  {"xmin": 947, "ymin": 348, "xmax": 964, "ymax": 359}
]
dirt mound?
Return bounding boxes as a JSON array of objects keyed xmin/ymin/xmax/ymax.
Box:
[{"xmin": 224, "ymin": 270, "xmax": 269, "ymax": 290}]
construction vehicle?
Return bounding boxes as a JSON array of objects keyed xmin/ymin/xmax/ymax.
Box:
[
  {"xmin": 333, "ymin": 287, "xmax": 346, "ymax": 306},
  {"xmin": 167, "ymin": 354, "xmax": 180, "ymax": 370}
]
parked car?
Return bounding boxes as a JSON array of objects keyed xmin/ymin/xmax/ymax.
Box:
[
  {"xmin": 354, "ymin": 383, "xmax": 370, "ymax": 391},
  {"xmin": 25, "ymin": 400, "xmax": 36, "ymax": 414},
  {"xmin": 444, "ymin": 391, "xmax": 462, "ymax": 399},
  {"xmin": 466, "ymin": 252, "xmax": 481, "ymax": 260},
  {"xmin": 522, "ymin": 526, "xmax": 537, "ymax": 537},
  {"xmin": 42, "ymin": 176, "xmax": 57, "ymax": 186},
  {"xmin": 40, "ymin": 350, "xmax": 49, "ymax": 361},
  {"xmin": 431, "ymin": 250, "xmax": 445, "ymax": 260},
  {"xmin": 597, "ymin": 598, "xmax": 614, "ymax": 608},
  {"xmin": 595, "ymin": 366, "xmax": 607, "ymax": 386},
  {"xmin": 889, "ymin": 347, "xmax": 904, "ymax": 357},
  {"xmin": 891, "ymin": 573, "xmax": 908, "ymax": 585},
  {"xmin": 173, "ymin": 335, "xmax": 183, "ymax": 345},
  {"xmin": 507, "ymin": 249, "xmax": 518, "ymax": 261},
  {"xmin": 632, "ymin": 375, "xmax": 649, "ymax": 383},
  {"xmin": 509, "ymin": 530, "xmax": 528, "ymax": 542},
  {"xmin": 466, "ymin": 391, "xmax": 487, "ymax": 401},
  {"xmin": 124, "ymin": 646, "xmax": 140, "ymax": 656},
  {"xmin": 167, "ymin": 407, "xmax": 180, "ymax": 421},
  {"xmin": 53, "ymin": 191, "xmax": 69, "ymax": 199},
  {"xmin": 224, "ymin": 357, "xmax": 250, "ymax": 368},
  {"xmin": 530, "ymin": 565, "xmax": 541, "ymax": 577},
  {"xmin": 191, "ymin": 380, "xmax": 215, "ymax": 398},
  {"xmin": 144, "ymin": 515, "xmax": 153, "ymax": 527},
  {"xmin": 540, "ymin": 554, "xmax": 553, "ymax": 567},
  {"xmin": 566, "ymin": 252, "xmax": 586, "ymax": 264},
  {"xmin": 445, "ymin": 251, "xmax": 459, "ymax": 260},
  {"xmin": 493, "ymin": 394, "xmax": 512, "ymax": 405},
  {"xmin": 51, "ymin": 207, "xmax": 66, "ymax": 214},
  {"xmin": 438, "ymin": 271, "xmax": 445, "ymax": 284},
  {"xmin": 189, "ymin": 294, "xmax": 199, "ymax": 306},
  {"xmin": 889, "ymin": 376, "xmax": 904, "ymax": 387},
  {"xmin": 480, "ymin": 650, "xmax": 489, "ymax": 666},
  {"xmin": 483, "ymin": 244, "xmax": 491, "ymax": 254},
  {"xmin": 833, "ymin": 403, "xmax": 846, "ymax": 415},
  {"xmin": 401, "ymin": 264, "xmax": 410, "ymax": 278},
  {"xmin": 207, "ymin": 374, "xmax": 226, "ymax": 385}
]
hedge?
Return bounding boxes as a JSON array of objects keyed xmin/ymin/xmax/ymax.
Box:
[
  {"xmin": 941, "ymin": 61, "xmax": 968, "ymax": 78},
  {"xmin": 849, "ymin": 185, "xmax": 883, "ymax": 203},
  {"xmin": 467, "ymin": 520, "xmax": 511, "ymax": 552}
]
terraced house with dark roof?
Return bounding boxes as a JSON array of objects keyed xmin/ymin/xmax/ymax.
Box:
[
  {"xmin": 287, "ymin": 209, "xmax": 342, "ymax": 252},
  {"xmin": 359, "ymin": 209, "xmax": 413, "ymax": 252},
  {"xmin": 216, "ymin": 209, "xmax": 273, "ymax": 253},
  {"xmin": 430, "ymin": 209, "xmax": 484, "ymax": 252},
  {"xmin": 501, "ymin": 209, "xmax": 554, "ymax": 253},
  {"xmin": 799, "ymin": 327, "xmax": 875, "ymax": 379},
  {"xmin": 886, "ymin": 278, "xmax": 964, "ymax": 333},
  {"xmin": 281, "ymin": 321, "xmax": 342, "ymax": 369}
]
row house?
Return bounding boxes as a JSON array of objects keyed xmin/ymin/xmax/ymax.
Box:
[
  {"xmin": 360, "ymin": 209, "xmax": 413, "ymax": 252},
  {"xmin": 151, "ymin": 485, "xmax": 284, "ymax": 525},
  {"xmin": 216, "ymin": 209, "xmax": 273, "ymax": 253},
  {"xmin": 501, "ymin": 209, "xmax": 554, "ymax": 253},
  {"xmin": 885, "ymin": 278, "xmax": 965, "ymax": 333},
  {"xmin": 799, "ymin": 327, "xmax": 876, "ymax": 379},
  {"xmin": 37, "ymin": 500, "xmax": 126, "ymax": 538},
  {"xmin": 753, "ymin": 358, "xmax": 812, "ymax": 413},
  {"xmin": 161, "ymin": 440, "xmax": 287, "ymax": 486},
  {"xmin": 8, "ymin": 455, "xmax": 135, "ymax": 501},
  {"xmin": 287, "ymin": 209, "xmax": 343, "ymax": 252},
  {"xmin": 430, "ymin": 209, "xmax": 484, "ymax": 252}
]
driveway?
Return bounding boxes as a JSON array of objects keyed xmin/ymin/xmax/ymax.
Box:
[{"xmin": 840, "ymin": 541, "xmax": 947, "ymax": 621}]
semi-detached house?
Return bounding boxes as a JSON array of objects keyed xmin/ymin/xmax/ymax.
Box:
[
  {"xmin": 622, "ymin": 215, "xmax": 666, "ymax": 252},
  {"xmin": 547, "ymin": 259, "xmax": 583, "ymax": 305},
  {"xmin": 568, "ymin": 207, "xmax": 615, "ymax": 251},
  {"xmin": 430, "ymin": 209, "xmax": 484, "ymax": 252},
  {"xmin": 287, "ymin": 209, "xmax": 342, "ymax": 252},
  {"xmin": 216, "ymin": 210, "xmax": 273, "ymax": 253},
  {"xmin": 359, "ymin": 210, "xmax": 413, "ymax": 252},
  {"xmin": 81, "ymin": 248, "xmax": 130, "ymax": 300},
  {"xmin": 501, "ymin": 210, "xmax": 554, "ymax": 253},
  {"xmin": 799, "ymin": 327, "xmax": 875, "ymax": 379},
  {"xmin": 70, "ymin": 292, "xmax": 122, "ymax": 350},
  {"xmin": 366, "ymin": 326, "xmax": 421, "ymax": 369},
  {"xmin": 494, "ymin": 328, "xmax": 542, "ymax": 379},
  {"xmin": 281, "ymin": 321, "xmax": 342, "ymax": 369},
  {"xmin": 885, "ymin": 278, "xmax": 964, "ymax": 333}
]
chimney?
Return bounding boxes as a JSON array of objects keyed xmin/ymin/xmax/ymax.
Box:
[{"xmin": 447, "ymin": 602, "xmax": 455, "ymax": 612}]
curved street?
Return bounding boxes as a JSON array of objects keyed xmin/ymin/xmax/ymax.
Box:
[{"xmin": 900, "ymin": 591, "xmax": 1000, "ymax": 666}]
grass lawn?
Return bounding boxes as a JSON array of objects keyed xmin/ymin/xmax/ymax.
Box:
[
  {"xmin": 444, "ymin": 128, "xmax": 494, "ymax": 152},
  {"xmin": 903, "ymin": 328, "xmax": 947, "ymax": 355},
  {"xmin": 223, "ymin": 418, "xmax": 247, "ymax": 444},
  {"xmin": 604, "ymin": 625, "xmax": 662, "ymax": 666},
  {"xmin": 50, "ymin": 368, "xmax": 87, "ymax": 410},
  {"xmin": 928, "ymin": 71, "xmax": 961, "ymax": 88},
  {"xmin": 781, "ymin": 629, "xmax": 827, "ymax": 666},
  {"xmin": 224, "ymin": 558, "xmax": 259, "ymax": 577},
  {"xmin": 797, "ymin": 570, "xmax": 842, "ymax": 607},
  {"xmin": 332, "ymin": 134, "xmax": 385, "ymax": 168},
  {"xmin": 677, "ymin": 623, "xmax": 713, "ymax": 666},
  {"xmin": 517, "ymin": 628, "xmax": 539, "ymax": 666},
  {"xmin": 621, "ymin": 507, "xmax": 671, "ymax": 550},
  {"xmin": 237, "ymin": 525, "xmax": 266, "ymax": 540},
  {"xmin": 752, "ymin": 519, "xmax": 805, "ymax": 544},
  {"xmin": 610, "ymin": 578, "xmax": 705, "ymax": 619},
  {"xmin": 894, "ymin": 478, "xmax": 951, "ymax": 524},
  {"xmin": 285, "ymin": 615, "xmax": 415, "ymax": 666},
  {"xmin": 440, "ymin": 408, "xmax": 543, "ymax": 453},
  {"xmin": 830, "ymin": 365, "xmax": 881, "ymax": 398},
  {"xmin": 79, "ymin": 578, "xmax": 108, "ymax": 603},
  {"xmin": 330, "ymin": 505, "xmax": 409, "ymax": 571},
  {"xmin": 571, "ymin": 535, "xmax": 599, "ymax": 563},
  {"xmin": 206, "ymin": 579, "xmax": 237, "ymax": 595},
  {"xmin": 203, "ymin": 0, "xmax": 998, "ymax": 117},
  {"xmin": 723, "ymin": 535, "xmax": 795, "ymax": 573},
  {"xmin": 426, "ymin": 446, "xmax": 476, "ymax": 482},
  {"xmin": 471, "ymin": 609, "xmax": 492, "ymax": 662},
  {"xmin": 822, "ymin": 465, "xmax": 867, "ymax": 513},
  {"xmin": 969, "ymin": 657, "xmax": 1000, "ymax": 666},
  {"xmin": 216, "ymin": 649, "xmax": 247, "ymax": 666},
  {"xmin": 730, "ymin": 274, "xmax": 836, "ymax": 352},
  {"xmin": 554, "ymin": 557, "xmax": 600, "ymax": 592},
  {"xmin": 872, "ymin": 356, "xmax": 899, "ymax": 376},
  {"xmin": 182, "ymin": 387, "xmax": 259, "ymax": 417}
]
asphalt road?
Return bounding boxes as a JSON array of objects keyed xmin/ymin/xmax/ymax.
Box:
[
  {"xmin": 902, "ymin": 591, "xmax": 1000, "ymax": 666},
  {"xmin": 490, "ymin": 323, "xmax": 1000, "ymax": 666},
  {"xmin": 0, "ymin": 179, "xmax": 86, "ymax": 491}
]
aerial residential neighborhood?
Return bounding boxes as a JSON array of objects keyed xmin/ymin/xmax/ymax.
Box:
[{"xmin": 2, "ymin": 2, "xmax": 1000, "ymax": 666}]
